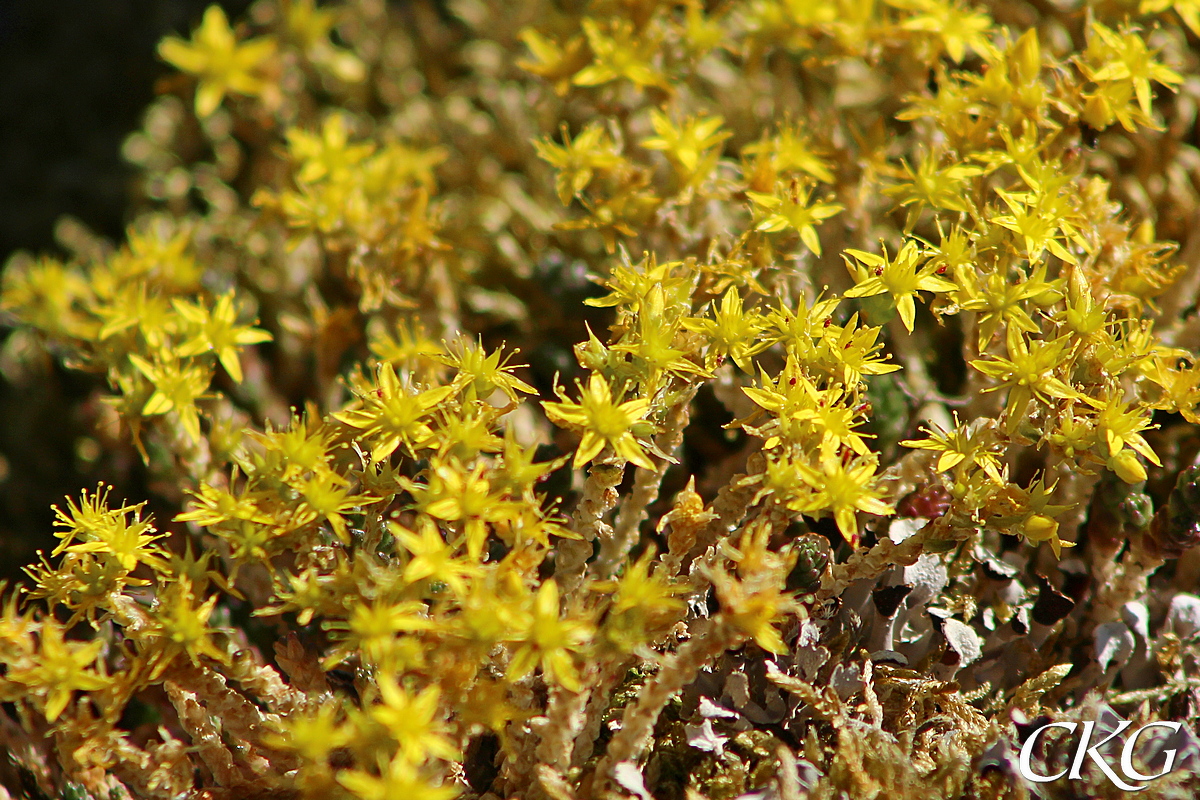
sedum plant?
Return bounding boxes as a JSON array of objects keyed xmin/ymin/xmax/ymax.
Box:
[{"xmin": 3, "ymin": 0, "xmax": 1200, "ymax": 798}]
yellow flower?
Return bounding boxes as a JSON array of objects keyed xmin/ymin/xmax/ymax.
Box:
[
  {"xmin": 1023, "ymin": 513, "xmax": 1074, "ymax": 559},
  {"xmin": 819, "ymin": 312, "xmax": 901, "ymax": 385},
  {"xmin": 990, "ymin": 188, "xmax": 1083, "ymax": 264},
  {"xmin": 641, "ymin": 110, "xmax": 730, "ymax": 175},
  {"xmin": 517, "ymin": 28, "xmax": 590, "ymax": 96},
  {"xmin": 743, "ymin": 121, "xmax": 835, "ymax": 183},
  {"xmin": 542, "ymin": 373, "xmax": 655, "ymax": 469},
  {"xmin": 56, "ymin": 497, "xmax": 165, "ymax": 573},
  {"xmin": 573, "ymin": 18, "xmax": 667, "ymax": 89},
  {"xmin": 5, "ymin": 619, "xmax": 108, "ymax": 722},
  {"xmin": 958, "ymin": 262, "xmax": 1060, "ymax": 351},
  {"xmin": 748, "ymin": 179, "xmax": 843, "ymax": 256},
  {"xmin": 797, "ymin": 452, "xmax": 893, "ymax": 546},
  {"xmin": 900, "ymin": 414, "xmax": 1005, "ymax": 484},
  {"xmin": 337, "ymin": 753, "xmax": 458, "ymax": 800},
  {"xmin": 437, "ymin": 337, "xmax": 536, "ymax": 403},
  {"xmin": 506, "ymin": 580, "xmax": 592, "ymax": 691},
  {"xmin": 144, "ymin": 576, "xmax": 229, "ymax": 674},
  {"xmin": 898, "ymin": 0, "xmax": 994, "ymax": 63},
  {"xmin": 843, "ymin": 239, "xmax": 957, "ymax": 332},
  {"xmin": 293, "ymin": 470, "xmax": 374, "ymax": 545},
  {"xmin": 172, "ymin": 292, "xmax": 272, "ymax": 383},
  {"xmin": 395, "ymin": 519, "xmax": 480, "ymax": 597},
  {"xmin": 1014, "ymin": 478, "xmax": 1073, "ymax": 558},
  {"xmin": 333, "ymin": 364, "xmax": 457, "ymax": 461},
  {"xmin": 682, "ymin": 287, "xmax": 769, "ymax": 372},
  {"xmin": 324, "ymin": 600, "xmax": 435, "ymax": 668},
  {"xmin": 285, "ymin": 114, "xmax": 375, "ymax": 184},
  {"xmin": 285, "ymin": 0, "xmax": 366, "ymax": 83},
  {"xmin": 592, "ymin": 548, "xmax": 687, "ymax": 654},
  {"xmin": 371, "ymin": 679, "xmax": 459, "ymax": 764},
  {"xmin": 1086, "ymin": 22, "xmax": 1183, "ymax": 122},
  {"xmin": 885, "ymin": 149, "xmax": 983, "ymax": 219},
  {"xmin": 414, "ymin": 459, "xmax": 520, "ymax": 560},
  {"xmin": 158, "ymin": 5, "xmax": 277, "ymax": 118},
  {"xmin": 1094, "ymin": 388, "xmax": 1161, "ymax": 471},
  {"xmin": 128, "ymin": 352, "xmax": 212, "ymax": 443},
  {"xmin": 970, "ymin": 327, "xmax": 1082, "ymax": 428},
  {"xmin": 534, "ymin": 123, "xmax": 623, "ymax": 204}
]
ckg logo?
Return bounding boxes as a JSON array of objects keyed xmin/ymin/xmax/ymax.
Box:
[{"xmin": 1019, "ymin": 720, "xmax": 1184, "ymax": 791}]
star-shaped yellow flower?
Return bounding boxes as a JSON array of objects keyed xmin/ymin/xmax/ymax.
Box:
[
  {"xmin": 843, "ymin": 239, "xmax": 956, "ymax": 332},
  {"xmin": 158, "ymin": 5, "xmax": 277, "ymax": 118},
  {"xmin": 542, "ymin": 373, "xmax": 655, "ymax": 469}
]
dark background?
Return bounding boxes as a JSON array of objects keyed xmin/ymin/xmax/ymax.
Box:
[
  {"xmin": 0, "ymin": 0, "xmax": 251, "ymax": 580},
  {"xmin": 0, "ymin": 0, "xmax": 252, "ymax": 258}
]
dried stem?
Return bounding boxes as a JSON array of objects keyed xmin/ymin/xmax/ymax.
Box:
[
  {"xmin": 816, "ymin": 516, "xmax": 949, "ymax": 601},
  {"xmin": 556, "ymin": 455, "xmax": 625, "ymax": 595},
  {"xmin": 497, "ymin": 677, "xmax": 542, "ymax": 798},
  {"xmin": 165, "ymin": 680, "xmax": 246, "ymax": 789},
  {"xmin": 534, "ymin": 682, "xmax": 590, "ymax": 778},
  {"xmin": 228, "ymin": 646, "xmax": 309, "ymax": 717},
  {"xmin": 571, "ymin": 656, "xmax": 632, "ymax": 769},
  {"xmin": 597, "ymin": 385, "xmax": 698, "ymax": 577},
  {"xmin": 169, "ymin": 660, "xmax": 281, "ymax": 741},
  {"xmin": 588, "ymin": 616, "xmax": 743, "ymax": 798},
  {"xmin": 1089, "ymin": 535, "xmax": 1164, "ymax": 627},
  {"xmin": 682, "ymin": 451, "xmax": 766, "ymax": 572}
]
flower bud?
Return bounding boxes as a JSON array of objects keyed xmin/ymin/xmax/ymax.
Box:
[
  {"xmin": 785, "ymin": 535, "xmax": 830, "ymax": 595},
  {"xmin": 1108, "ymin": 450, "xmax": 1147, "ymax": 484},
  {"xmin": 1024, "ymin": 514, "xmax": 1058, "ymax": 542}
]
